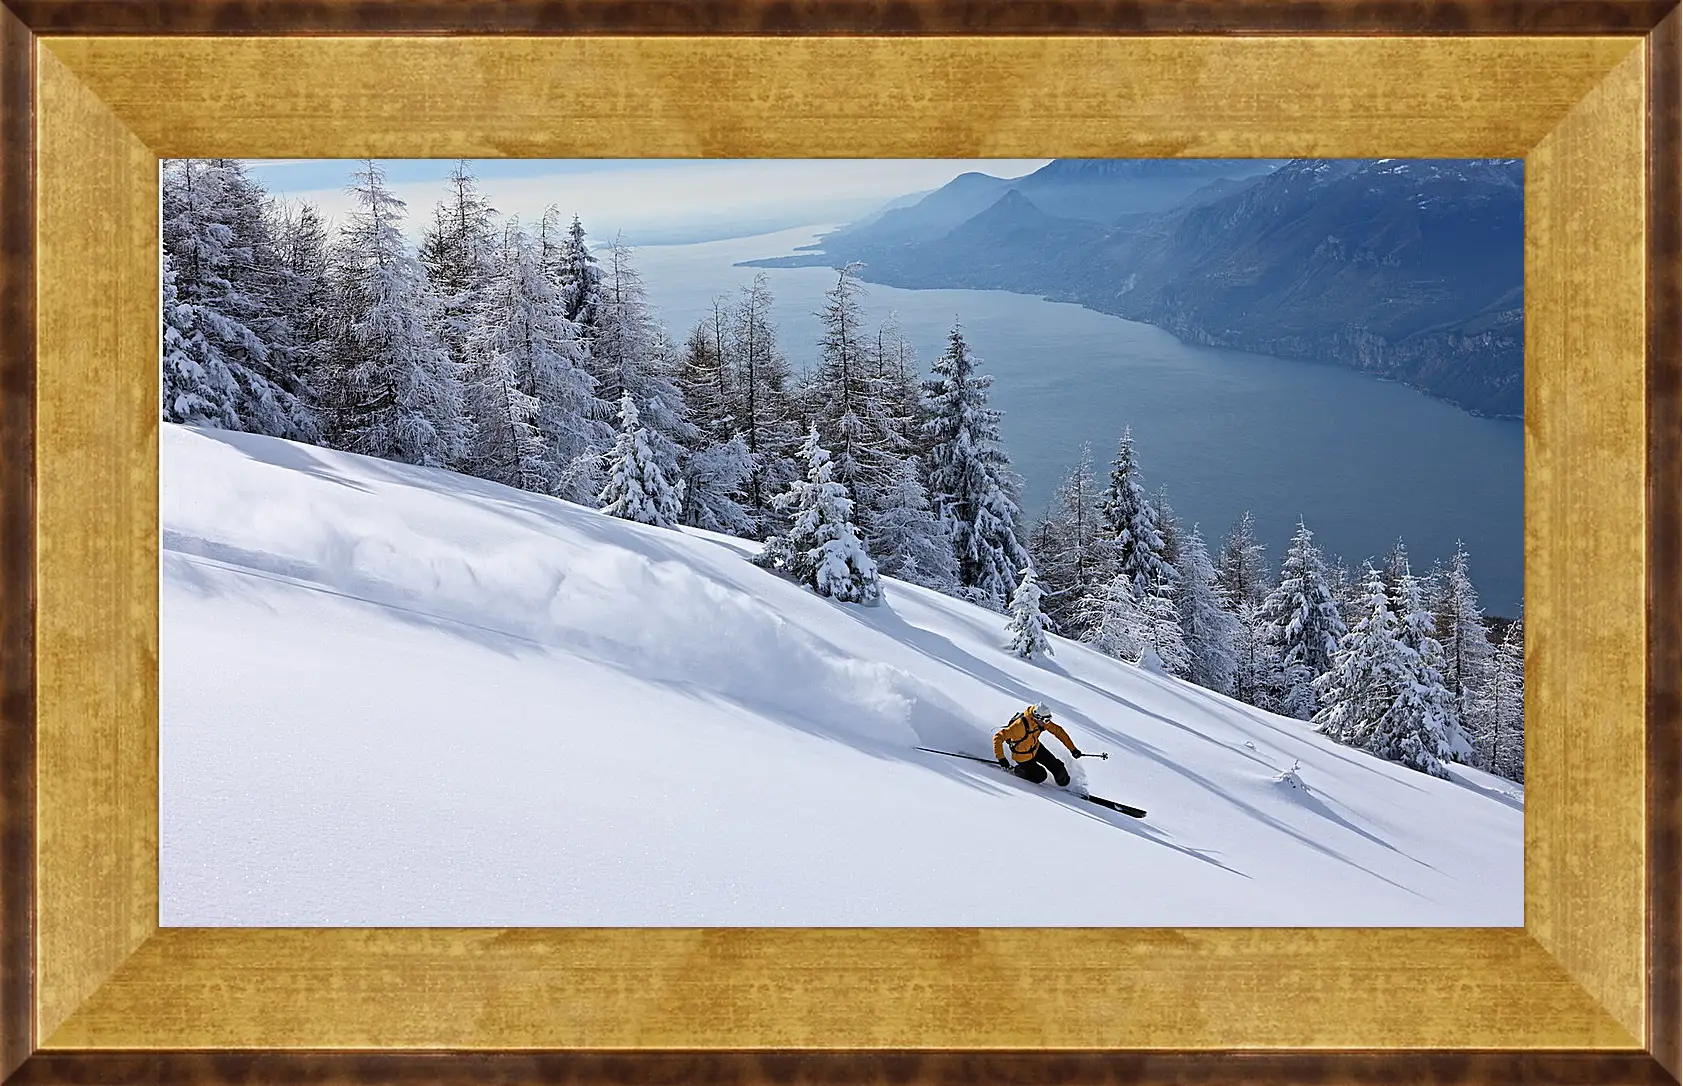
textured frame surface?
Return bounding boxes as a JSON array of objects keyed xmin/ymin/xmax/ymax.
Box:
[{"xmin": 0, "ymin": 4, "xmax": 1678, "ymax": 1085}]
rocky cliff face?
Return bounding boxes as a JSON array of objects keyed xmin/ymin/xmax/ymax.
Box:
[{"xmin": 1148, "ymin": 303, "xmax": 1522, "ymax": 417}]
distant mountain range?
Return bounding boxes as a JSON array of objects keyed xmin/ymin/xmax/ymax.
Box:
[{"xmin": 742, "ymin": 158, "xmax": 1523, "ymax": 418}]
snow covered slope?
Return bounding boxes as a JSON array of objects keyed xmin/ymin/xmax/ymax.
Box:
[{"xmin": 161, "ymin": 423, "xmax": 1523, "ymax": 926}]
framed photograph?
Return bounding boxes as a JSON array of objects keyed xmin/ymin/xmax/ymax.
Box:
[{"xmin": 1, "ymin": 2, "xmax": 1677, "ymax": 1083}]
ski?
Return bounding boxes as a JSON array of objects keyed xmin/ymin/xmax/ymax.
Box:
[
  {"xmin": 915, "ymin": 747, "xmax": 1146, "ymax": 818},
  {"xmin": 1080, "ymin": 794, "xmax": 1147, "ymax": 819}
]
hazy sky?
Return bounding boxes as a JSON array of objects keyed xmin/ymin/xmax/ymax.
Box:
[{"xmin": 248, "ymin": 159, "xmax": 1052, "ymax": 245}]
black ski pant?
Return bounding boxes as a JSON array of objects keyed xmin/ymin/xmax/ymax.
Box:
[{"xmin": 1011, "ymin": 745, "xmax": 1070, "ymax": 787}]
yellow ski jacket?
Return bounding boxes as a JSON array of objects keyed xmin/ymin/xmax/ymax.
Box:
[{"xmin": 993, "ymin": 706, "xmax": 1078, "ymax": 764}]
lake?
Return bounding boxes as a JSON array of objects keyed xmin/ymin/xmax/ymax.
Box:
[{"xmin": 636, "ymin": 226, "xmax": 1524, "ymax": 614}]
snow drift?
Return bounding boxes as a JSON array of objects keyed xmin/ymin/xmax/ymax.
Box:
[{"xmin": 161, "ymin": 423, "xmax": 1523, "ymax": 926}]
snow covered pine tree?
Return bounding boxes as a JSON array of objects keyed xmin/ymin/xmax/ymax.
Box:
[
  {"xmin": 812, "ymin": 263, "xmax": 900, "ymax": 529},
  {"xmin": 1030, "ymin": 443, "xmax": 1107, "ymax": 635},
  {"xmin": 1316, "ymin": 565, "xmax": 1404, "ymax": 747},
  {"xmin": 923, "ymin": 324, "xmax": 1029, "ymax": 611},
  {"xmin": 466, "ymin": 222, "xmax": 603, "ymax": 496},
  {"xmin": 1007, "ymin": 567, "xmax": 1054, "ymax": 659},
  {"xmin": 1136, "ymin": 574, "xmax": 1189, "ymax": 676},
  {"xmin": 591, "ymin": 239, "xmax": 690, "ymax": 488},
  {"xmin": 1434, "ymin": 540, "xmax": 1496, "ymax": 760},
  {"xmin": 161, "ymin": 158, "xmax": 315, "ymax": 439},
  {"xmin": 756, "ymin": 427, "xmax": 881, "ymax": 605},
  {"xmin": 1175, "ymin": 527, "xmax": 1242, "ymax": 695},
  {"xmin": 418, "ymin": 160, "xmax": 498, "ymax": 392},
  {"xmin": 322, "ymin": 160, "xmax": 466, "ymax": 468},
  {"xmin": 1386, "ymin": 546, "xmax": 1461, "ymax": 761},
  {"xmin": 869, "ymin": 458, "xmax": 958, "ymax": 591},
  {"xmin": 1100, "ymin": 429, "xmax": 1175, "ymax": 598},
  {"xmin": 1315, "ymin": 564, "xmax": 1454, "ymax": 777},
  {"xmin": 598, "ymin": 393, "xmax": 684, "ymax": 529},
  {"xmin": 674, "ymin": 309, "xmax": 753, "ymax": 536},
  {"xmin": 1486, "ymin": 611, "xmax": 1525, "ymax": 781},
  {"xmin": 160, "ymin": 248, "xmax": 237, "ymax": 429},
  {"xmin": 1258, "ymin": 519, "xmax": 1346, "ymax": 718},
  {"xmin": 1217, "ymin": 511, "xmax": 1270, "ymax": 609}
]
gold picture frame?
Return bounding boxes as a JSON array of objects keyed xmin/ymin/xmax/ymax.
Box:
[{"xmin": 0, "ymin": 3, "xmax": 1677, "ymax": 1082}]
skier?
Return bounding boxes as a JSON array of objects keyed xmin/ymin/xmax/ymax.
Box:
[{"xmin": 993, "ymin": 703, "xmax": 1085, "ymax": 787}]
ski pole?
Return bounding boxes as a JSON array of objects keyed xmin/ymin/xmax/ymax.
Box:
[
  {"xmin": 1075, "ymin": 751, "xmax": 1110, "ymax": 760},
  {"xmin": 916, "ymin": 746, "xmax": 999, "ymax": 765}
]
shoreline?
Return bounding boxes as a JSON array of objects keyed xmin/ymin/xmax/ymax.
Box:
[{"xmin": 735, "ymin": 249, "xmax": 1524, "ymax": 425}]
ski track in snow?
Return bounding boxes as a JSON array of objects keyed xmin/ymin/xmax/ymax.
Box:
[{"xmin": 160, "ymin": 424, "xmax": 1523, "ymax": 926}]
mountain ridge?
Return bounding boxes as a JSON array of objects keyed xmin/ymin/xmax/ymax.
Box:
[{"xmin": 741, "ymin": 158, "xmax": 1523, "ymax": 418}]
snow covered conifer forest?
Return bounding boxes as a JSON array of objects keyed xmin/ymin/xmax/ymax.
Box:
[{"xmin": 159, "ymin": 158, "xmax": 1524, "ymax": 786}]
